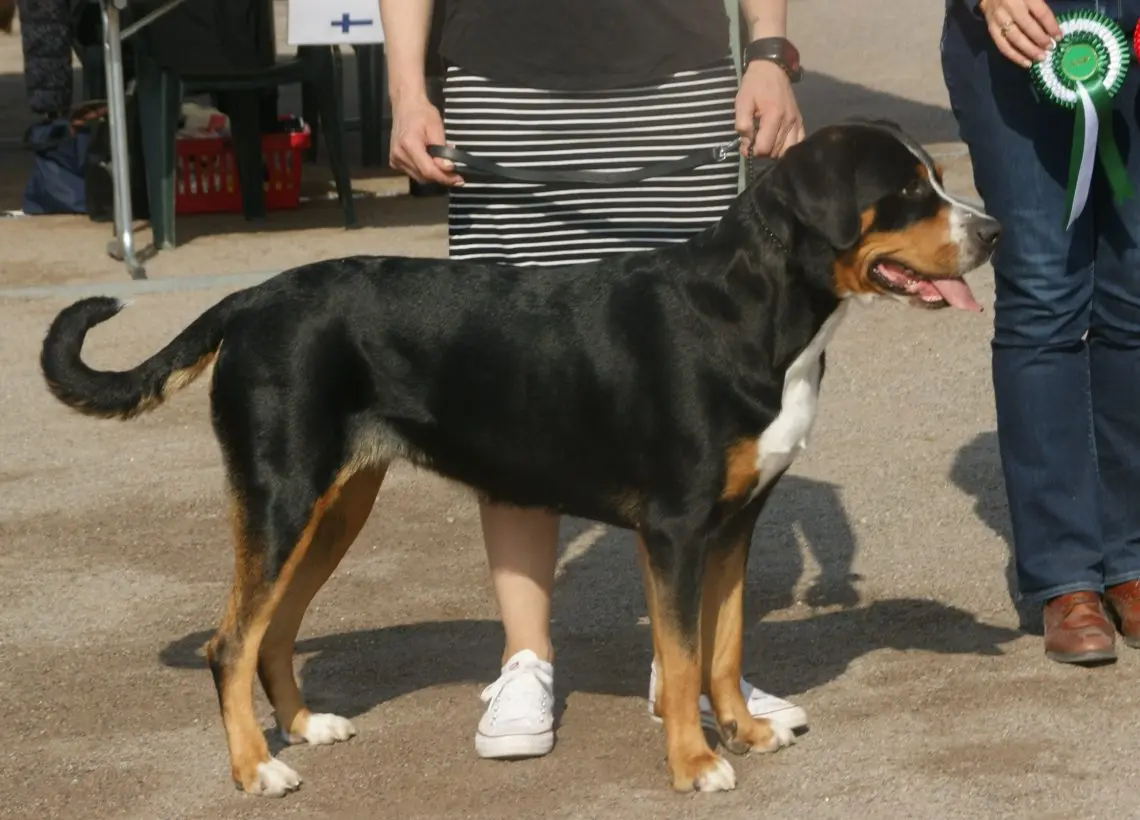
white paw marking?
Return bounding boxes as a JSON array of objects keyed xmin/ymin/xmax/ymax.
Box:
[
  {"xmin": 249, "ymin": 757, "xmax": 301, "ymax": 798},
  {"xmin": 694, "ymin": 755, "xmax": 736, "ymax": 792},
  {"xmin": 280, "ymin": 713, "xmax": 358, "ymax": 746},
  {"xmin": 757, "ymin": 720, "xmax": 795, "ymax": 753},
  {"xmin": 302, "ymin": 713, "xmax": 357, "ymax": 745}
]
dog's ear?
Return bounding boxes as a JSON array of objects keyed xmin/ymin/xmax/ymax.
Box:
[{"xmin": 766, "ymin": 133, "xmax": 861, "ymax": 250}]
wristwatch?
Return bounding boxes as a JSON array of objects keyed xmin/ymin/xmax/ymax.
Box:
[{"xmin": 744, "ymin": 37, "xmax": 803, "ymax": 83}]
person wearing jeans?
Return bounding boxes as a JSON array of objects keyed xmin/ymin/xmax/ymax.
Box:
[
  {"xmin": 380, "ymin": 0, "xmax": 811, "ymax": 758},
  {"xmin": 941, "ymin": 0, "xmax": 1140, "ymax": 664}
]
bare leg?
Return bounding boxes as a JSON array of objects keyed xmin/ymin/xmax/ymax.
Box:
[{"xmin": 480, "ymin": 501, "xmax": 559, "ymax": 663}]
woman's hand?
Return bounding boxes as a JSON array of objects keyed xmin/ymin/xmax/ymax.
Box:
[
  {"xmin": 977, "ymin": 0, "xmax": 1062, "ymax": 68},
  {"xmin": 735, "ymin": 60, "xmax": 804, "ymax": 159},
  {"xmin": 389, "ymin": 97, "xmax": 465, "ymax": 187}
]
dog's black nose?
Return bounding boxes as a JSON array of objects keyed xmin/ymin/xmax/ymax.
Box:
[{"xmin": 974, "ymin": 217, "xmax": 1002, "ymax": 247}]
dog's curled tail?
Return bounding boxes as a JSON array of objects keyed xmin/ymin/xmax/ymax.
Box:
[{"xmin": 41, "ymin": 293, "xmax": 244, "ymax": 420}]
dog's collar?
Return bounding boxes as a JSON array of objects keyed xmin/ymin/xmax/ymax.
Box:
[
  {"xmin": 756, "ymin": 215, "xmax": 789, "ymax": 254},
  {"xmin": 745, "ymin": 193, "xmax": 790, "ymax": 255},
  {"xmin": 741, "ymin": 165, "xmax": 791, "ymax": 255}
]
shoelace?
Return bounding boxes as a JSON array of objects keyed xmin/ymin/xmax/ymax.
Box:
[{"xmin": 480, "ymin": 663, "xmax": 553, "ymax": 707}]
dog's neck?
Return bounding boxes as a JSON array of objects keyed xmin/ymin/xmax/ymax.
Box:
[
  {"xmin": 694, "ymin": 181, "xmax": 839, "ymax": 286},
  {"xmin": 683, "ymin": 188, "xmax": 843, "ymax": 374}
]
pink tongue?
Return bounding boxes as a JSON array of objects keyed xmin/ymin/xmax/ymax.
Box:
[{"xmin": 930, "ymin": 278, "xmax": 982, "ymax": 312}]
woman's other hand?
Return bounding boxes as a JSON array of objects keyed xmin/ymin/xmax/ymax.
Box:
[
  {"xmin": 978, "ymin": 0, "xmax": 1062, "ymax": 68},
  {"xmin": 389, "ymin": 98, "xmax": 465, "ymax": 187},
  {"xmin": 735, "ymin": 60, "xmax": 804, "ymax": 159}
]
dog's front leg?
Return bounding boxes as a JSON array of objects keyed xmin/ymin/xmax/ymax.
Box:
[
  {"xmin": 637, "ymin": 533, "xmax": 734, "ymax": 792},
  {"xmin": 701, "ymin": 520, "xmax": 795, "ymax": 756}
]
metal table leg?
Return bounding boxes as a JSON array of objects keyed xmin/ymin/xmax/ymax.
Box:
[
  {"xmin": 356, "ymin": 44, "xmax": 385, "ymax": 167},
  {"xmin": 102, "ymin": 0, "xmax": 146, "ymax": 280}
]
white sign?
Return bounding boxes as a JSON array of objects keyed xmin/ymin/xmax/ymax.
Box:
[{"xmin": 287, "ymin": 0, "xmax": 386, "ymax": 45}]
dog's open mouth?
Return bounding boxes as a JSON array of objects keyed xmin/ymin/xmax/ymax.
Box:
[{"xmin": 870, "ymin": 260, "xmax": 982, "ymax": 312}]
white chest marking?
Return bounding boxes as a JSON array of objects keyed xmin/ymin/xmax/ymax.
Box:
[{"xmin": 753, "ymin": 301, "xmax": 850, "ymax": 495}]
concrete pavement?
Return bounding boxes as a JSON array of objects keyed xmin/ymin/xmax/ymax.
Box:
[{"xmin": 4, "ymin": 2, "xmax": 1136, "ymax": 819}]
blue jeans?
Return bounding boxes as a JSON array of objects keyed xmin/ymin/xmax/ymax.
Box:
[{"xmin": 941, "ymin": 0, "xmax": 1140, "ymax": 603}]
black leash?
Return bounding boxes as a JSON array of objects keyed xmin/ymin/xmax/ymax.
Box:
[
  {"xmin": 432, "ymin": 128, "xmax": 798, "ymax": 256},
  {"xmin": 427, "ymin": 138, "xmax": 743, "ymax": 185}
]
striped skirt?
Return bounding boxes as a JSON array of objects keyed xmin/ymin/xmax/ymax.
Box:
[{"xmin": 442, "ymin": 58, "xmax": 740, "ymax": 267}]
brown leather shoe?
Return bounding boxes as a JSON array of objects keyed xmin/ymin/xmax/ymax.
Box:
[
  {"xmin": 1042, "ymin": 591, "xmax": 1116, "ymax": 664},
  {"xmin": 1104, "ymin": 579, "xmax": 1140, "ymax": 648}
]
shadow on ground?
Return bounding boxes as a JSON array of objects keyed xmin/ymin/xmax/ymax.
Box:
[
  {"xmin": 159, "ymin": 599, "xmax": 1021, "ymax": 727},
  {"xmin": 159, "ymin": 472, "xmax": 1020, "ymax": 721},
  {"xmin": 948, "ymin": 431, "xmax": 1037, "ymax": 632}
]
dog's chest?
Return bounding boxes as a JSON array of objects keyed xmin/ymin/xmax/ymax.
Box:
[{"xmin": 753, "ymin": 302, "xmax": 849, "ymax": 495}]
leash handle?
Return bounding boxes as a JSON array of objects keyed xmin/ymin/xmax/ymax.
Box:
[{"xmin": 427, "ymin": 139, "xmax": 741, "ymax": 186}]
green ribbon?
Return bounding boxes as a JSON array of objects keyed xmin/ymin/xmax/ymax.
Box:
[
  {"xmin": 1091, "ymin": 84, "xmax": 1133, "ymax": 204},
  {"xmin": 1066, "ymin": 78, "xmax": 1134, "ymax": 227}
]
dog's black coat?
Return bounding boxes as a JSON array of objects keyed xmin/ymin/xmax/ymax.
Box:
[
  {"xmin": 44, "ymin": 122, "xmax": 943, "ymax": 595},
  {"xmin": 39, "ymin": 120, "xmax": 994, "ymax": 795}
]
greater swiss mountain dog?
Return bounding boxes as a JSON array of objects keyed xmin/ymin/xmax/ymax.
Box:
[{"xmin": 39, "ymin": 119, "xmax": 1000, "ymax": 797}]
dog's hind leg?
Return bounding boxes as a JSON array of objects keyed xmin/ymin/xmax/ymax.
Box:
[
  {"xmin": 700, "ymin": 508, "xmax": 795, "ymax": 757},
  {"xmin": 637, "ymin": 529, "xmax": 734, "ymax": 793},
  {"xmin": 636, "ymin": 536, "xmax": 665, "ymax": 717},
  {"xmin": 258, "ymin": 465, "xmax": 386, "ymax": 748},
  {"xmin": 205, "ymin": 462, "xmax": 385, "ymax": 798}
]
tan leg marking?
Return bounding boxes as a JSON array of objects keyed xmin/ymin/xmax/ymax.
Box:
[
  {"xmin": 259, "ymin": 466, "xmax": 386, "ymax": 742},
  {"xmin": 636, "ymin": 535, "xmax": 664, "ymax": 716},
  {"xmin": 721, "ymin": 438, "xmax": 760, "ymax": 502},
  {"xmin": 701, "ymin": 532, "xmax": 793, "ymax": 756},
  {"xmin": 207, "ymin": 465, "xmax": 385, "ymax": 796},
  {"xmin": 637, "ymin": 538, "xmax": 735, "ymax": 793},
  {"xmin": 206, "ymin": 489, "xmax": 272, "ymax": 793}
]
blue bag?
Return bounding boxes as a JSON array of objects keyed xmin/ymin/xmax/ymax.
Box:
[{"xmin": 21, "ymin": 115, "xmax": 91, "ymax": 215}]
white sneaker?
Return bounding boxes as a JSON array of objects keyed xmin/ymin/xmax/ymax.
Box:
[
  {"xmin": 647, "ymin": 663, "xmax": 808, "ymax": 733},
  {"xmin": 475, "ymin": 649, "xmax": 556, "ymax": 759}
]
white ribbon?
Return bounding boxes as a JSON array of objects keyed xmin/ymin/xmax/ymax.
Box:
[{"xmin": 1067, "ymin": 83, "xmax": 1099, "ymax": 230}]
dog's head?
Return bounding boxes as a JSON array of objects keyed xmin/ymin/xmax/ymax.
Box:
[{"xmin": 762, "ymin": 119, "xmax": 1000, "ymax": 311}]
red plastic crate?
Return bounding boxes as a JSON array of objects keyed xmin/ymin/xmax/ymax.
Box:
[{"xmin": 174, "ymin": 121, "xmax": 312, "ymax": 215}]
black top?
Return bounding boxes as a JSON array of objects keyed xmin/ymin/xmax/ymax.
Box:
[{"xmin": 437, "ymin": 0, "xmax": 734, "ymax": 91}]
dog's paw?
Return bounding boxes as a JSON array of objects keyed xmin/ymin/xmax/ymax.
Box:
[
  {"xmin": 720, "ymin": 716, "xmax": 795, "ymax": 756},
  {"xmin": 301, "ymin": 713, "xmax": 357, "ymax": 745},
  {"xmin": 281, "ymin": 712, "xmax": 357, "ymax": 746},
  {"xmin": 247, "ymin": 757, "xmax": 301, "ymax": 798},
  {"xmin": 694, "ymin": 754, "xmax": 736, "ymax": 792},
  {"xmin": 758, "ymin": 719, "xmax": 795, "ymax": 752},
  {"xmin": 671, "ymin": 751, "xmax": 737, "ymax": 793}
]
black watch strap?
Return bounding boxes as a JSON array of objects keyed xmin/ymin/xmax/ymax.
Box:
[{"xmin": 744, "ymin": 37, "xmax": 803, "ymax": 83}]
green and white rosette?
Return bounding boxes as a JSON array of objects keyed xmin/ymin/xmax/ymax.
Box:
[{"xmin": 1030, "ymin": 9, "xmax": 1133, "ymax": 229}]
